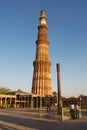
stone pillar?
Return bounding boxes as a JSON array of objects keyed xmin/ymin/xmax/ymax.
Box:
[
  {"xmin": 10, "ymin": 98, "xmax": 11, "ymax": 108},
  {"xmin": 40, "ymin": 96, "xmax": 42, "ymax": 108},
  {"xmin": 24, "ymin": 96, "xmax": 26, "ymax": 108},
  {"xmin": 79, "ymin": 98, "xmax": 82, "ymax": 117},
  {"xmin": 0, "ymin": 97, "xmax": 2, "ymax": 108},
  {"xmin": 36, "ymin": 97, "xmax": 38, "ymax": 108},
  {"xmin": 5, "ymin": 97, "xmax": 7, "ymax": 108},
  {"xmin": 14, "ymin": 98, "xmax": 16, "ymax": 108},
  {"xmin": 31, "ymin": 96, "xmax": 33, "ymax": 108},
  {"xmin": 27, "ymin": 97, "xmax": 29, "ymax": 108},
  {"xmin": 56, "ymin": 63, "xmax": 62, "ymax": 115}
]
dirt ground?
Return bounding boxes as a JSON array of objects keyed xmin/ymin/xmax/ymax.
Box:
[{"xmin": 0, "ymin": 108, "xmax": 87, "ymax": 130}]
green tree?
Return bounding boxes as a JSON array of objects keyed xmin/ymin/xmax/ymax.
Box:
[
  {"xmin": 78, "ymin": 94, "xmax": 84, "ymax": 98},
  {"xmin": 52, "ymin": 91, "xmax": 57, "ymax": 96},
  {"xmin": 0, "ymin": 87, "xmax": 12, "ymax": 94}
]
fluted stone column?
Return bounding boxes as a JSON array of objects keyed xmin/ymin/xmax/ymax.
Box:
[{"xmin": 31, "ymin": 10, "xmax": 52, "ymax": 96}]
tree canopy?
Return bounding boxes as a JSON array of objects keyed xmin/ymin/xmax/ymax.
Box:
[{"xmin": 0, "ymin": 87, "xmax": 12, "ymax": 94}]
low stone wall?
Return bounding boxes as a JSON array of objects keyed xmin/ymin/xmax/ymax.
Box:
[{"xmin": 62, "ymin": 108, "xmax": 71, "ymax": 121}]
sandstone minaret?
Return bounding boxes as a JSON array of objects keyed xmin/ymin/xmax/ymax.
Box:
[{"xmin": 31, "ymin": 10, "xmax": 52, "ymax": 96}]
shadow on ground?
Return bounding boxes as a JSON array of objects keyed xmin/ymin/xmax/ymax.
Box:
[{"xmin": 0, "ymin": 109, "xmax": 87, "ymax": 130}]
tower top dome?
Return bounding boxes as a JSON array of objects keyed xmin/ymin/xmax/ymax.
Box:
[{"xmin": 39, "ymin": 10, "xmax": 47, "ymax": 25}]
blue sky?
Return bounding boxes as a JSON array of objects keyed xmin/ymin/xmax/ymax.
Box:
[{"xmin": 0, "ymin": 0, "xmax": 87, "ymax": 97}]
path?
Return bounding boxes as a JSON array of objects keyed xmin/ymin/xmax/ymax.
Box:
[{"xmin": 0, "ymin": 108, "xmax": 87, "ymax": 130}]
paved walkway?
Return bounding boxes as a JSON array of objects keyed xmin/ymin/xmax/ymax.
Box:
[{"xmin": 0, "ymin": 108, "xmax": 87, "ymax": 130}]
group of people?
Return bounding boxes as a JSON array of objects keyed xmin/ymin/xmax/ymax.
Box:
[{"xmin": 70, "ymin": 103, "xmax": 80, "ymax": 119}]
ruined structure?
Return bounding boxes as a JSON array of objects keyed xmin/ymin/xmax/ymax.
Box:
[{"xmin": 31, "ymin": 10, "xmax": 52, "ymax": 96}]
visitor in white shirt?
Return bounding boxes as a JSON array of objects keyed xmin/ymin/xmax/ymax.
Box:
[{"xmin": 70, "ymin": 103, "xmax": 75, "ymax": 119}]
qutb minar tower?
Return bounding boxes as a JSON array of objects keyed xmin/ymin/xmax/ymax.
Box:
[{"xmin": 31, "ymin": 10, "xmax": 52, "ymax": 96}]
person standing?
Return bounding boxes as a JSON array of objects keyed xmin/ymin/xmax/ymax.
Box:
[
  {"xmin": 75, "ymin": 103, "xmax": 80, "ymax": 119},
  {"xmin": 70, "ymin": 103, "xmax": 75, "ymax": 119}
]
